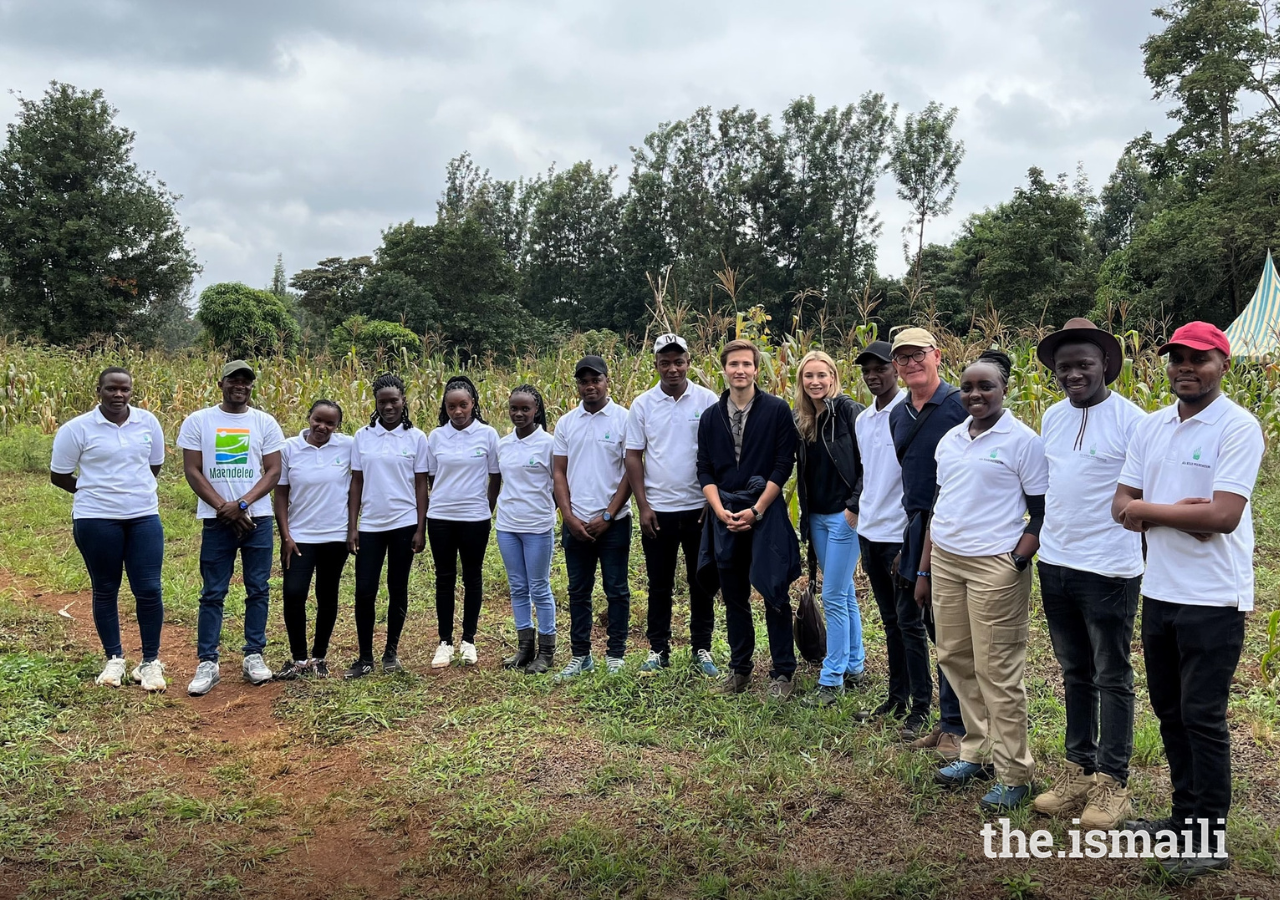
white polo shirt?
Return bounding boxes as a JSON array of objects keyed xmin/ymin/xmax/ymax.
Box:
[
  {"xmin": 51, "ymin": 405, "xmax": 165, "ymax": 520},
  {"xmin": 931, "ymin": 412, "xmax": 1049, "ymax": 558},
  {"xmin": 625, "ymin": 380, "xmax": 718, "ymax": 513},
  {"xmin": 1039, "ymin": 392, "xmax": 1146, "ymax": 578},
  {"xmin": 426, "ymin": 419, "xmax": 500, "ymax": 522},
  {"xmin": 1118, "ymin": 394, "xmax": 1264, "ymax": 610},
  {"xmin": 278, "ymin": 431, "xmax": 353, "ymax": 544},
  {"xmin": 553, "ymin": 399, "xmax": 631, "ymax": 522},
  {"xmin": 496, "ymin": 427, "xmax": 556, "ymax": 533},
  {"xmin": 351, "ymin": 423, "xmax": 430, "ymax": 532},
  {"xmin": 854, "ymin": 391, "xmax": 908, "ymax": 542},
  {"xmin": 177, "ymin": 405, "xmax": 285, "ymax": 518}
]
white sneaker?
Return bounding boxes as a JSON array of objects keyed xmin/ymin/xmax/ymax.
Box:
[
  {"xmin": 432, "ymin": 642, "xmax": 455, "ymax": 668},
  {"xmin": 188, "ymin": 660, "xmax": 221, "ymax": 696},
  {"xmin": 131, "ymin": 660, "xmax": 167, "ymax": 692},
  {"xmin": 460, "ymin": 641, "xmax": 478, "ymax": 666},
  {"xmin": 96, "ymin": 656, "xmax": 127, "ymax": 687},
  {"xmin": 242, "ymin": 653, "xmax": 273, "ymax": 685}
]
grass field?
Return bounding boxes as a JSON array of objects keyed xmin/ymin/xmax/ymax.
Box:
[{"xmin": 0, "ymin": 333, "xmax": 1278, "ymax": 899}]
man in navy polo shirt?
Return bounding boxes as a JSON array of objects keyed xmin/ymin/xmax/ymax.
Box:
[{"xmin": 888, "ymin": 328, "xmax": 968, "ymax": 759}]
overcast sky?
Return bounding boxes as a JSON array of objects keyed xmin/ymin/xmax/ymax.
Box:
[{"xmin": 0, "ymin": 0, "xmax": 1174, "ymax": 300}]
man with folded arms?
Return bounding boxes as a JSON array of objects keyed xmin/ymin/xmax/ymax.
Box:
[{"xmin": 1113, "ymin": 322, "xmax": 1264, "ymax": 878}]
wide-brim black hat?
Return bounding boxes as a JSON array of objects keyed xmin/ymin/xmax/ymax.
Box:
[{"xmin": 1035, "ymin": 318, "xmax": 1124, "ymax": 385}]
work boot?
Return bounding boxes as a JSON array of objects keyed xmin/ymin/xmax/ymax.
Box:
[
  {"xmin": 909, "ymin": 723, "xmax": 942, "ymax": 750},
  {"xmin": 934, "ymin": 731, "xmax": 962, "ymax": 761},
  {"xmin": 1033, "ymin": 761, "xmax": 1095, "ymax": 818},
  {"xmin": 524, "ymin": 634, "xmax": 555, "ymax": 675},
  {"xmin": 1079, "ymin": 773, "xmax": 1131, "ymax": 829},
  {"xmin": 503, "ymin": 628, "xmax": 537, "ymax": 671}
]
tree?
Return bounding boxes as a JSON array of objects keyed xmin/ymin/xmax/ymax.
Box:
[
  {"xmin": 0, "ymin": 82, "xmax": 199, "ymax": 345},
  {"xmin": 330, "ymin": 316, "xmax": 421, "ymax": 363},
  {"xmin": 1093, "ymin": 152, "xmax": 1158, "ymax": 255},
  {"xmin": 290, "ymin": 255, "xmax": 374, "ymax": 331},
  {"xmin": 890, "ymin": 102, "xmax": 964, "ymax": 293},
  {"xmin": 195, "ymin": 282, "xmax": 300, "ymax": 358}
]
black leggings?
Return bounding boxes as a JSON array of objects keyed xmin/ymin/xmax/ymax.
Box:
[
  {"xmin": 354, "ymin": 525, "xmax": 417, "ymax": 661},
  {"xmin": 281, "ymin": 541, "xmax": 349, "ymax": 662},
  {"xmin": 427, "ymin": 518, "xmax": 491, "ymax": 644}
]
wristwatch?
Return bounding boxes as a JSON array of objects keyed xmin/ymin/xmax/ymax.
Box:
[
  {"xmin": 750, "ymin": 505, "xmax": 763, "ymax": 522},
  {"xmin": 237, "ymin": 499, "xmax": 249, "ymax": 511},
  {"xmin": 1011, "ymin": 553, "xmax": 1030, "ymax": 571},
  {"xmin": 602, "ymin": 511, "xmax": 613, "ymax": 523}
]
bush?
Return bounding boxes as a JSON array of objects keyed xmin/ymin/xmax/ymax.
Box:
[
  {"xmin": 330, "ymin": 316, "xmax": 422, "ymax": 364},
  {"xmin": 195, "ymin": 282, "xmax": 300, "ymax": 358}
]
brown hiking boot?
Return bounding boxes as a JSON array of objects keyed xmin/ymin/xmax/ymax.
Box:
[
  {"xmin": 722, "ymin": 672, "xmax": 751, "ymax": 694},
  {"xmin": 934, "ymin": 731, "xmax": 962, "ymax": 761},
  {"xmin": 767, "ymin": 675, "xmax": 796, "ymax": 700},
  {"xmin": 908, "ymin": 723, "xmax": 942, "ymax": 750},
  {"xmin": 1079, "ymin": 774, "xmax": 1132, "ymax": 829},
  {"xmin": 1032, "ymin": 761, "xmax": 1095, "ymax": 818}
]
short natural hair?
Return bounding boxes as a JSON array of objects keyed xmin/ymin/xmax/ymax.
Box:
[{"xmin": 719, "ymin": 339, "xmax": 760, "ymax": 368}]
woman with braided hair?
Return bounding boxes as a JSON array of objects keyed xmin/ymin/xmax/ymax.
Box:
[
  {"xmin": 345, "ymin": 373, "xmax": 429, "ymax": 679},
  {"xmin": 916, "ymin": 349, "xmax": 1049, "ymax": 813},
  {"xmin": 426, "ymin": 375, "xmax": 501, "ymax": 668},
  {"xmin": 495, "ymin": 384, "xmax": 558, "ymax": 674}
]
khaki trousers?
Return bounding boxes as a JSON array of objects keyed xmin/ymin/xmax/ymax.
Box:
[{"xmin": 931, "ymin": 543, "xmax": 1035, "ymax": 786}]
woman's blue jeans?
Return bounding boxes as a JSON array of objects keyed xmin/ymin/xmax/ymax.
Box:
[
  {"xmin": 497, "ymin": 529, "xmax": 556, "ymax": 636},
  {"xmin": 810, "ymin": 511, "xmax": 865, "ymax": 687},
  {"xmin": 72, "ymin": 515, "xmax": 165, "ymax": 661}
]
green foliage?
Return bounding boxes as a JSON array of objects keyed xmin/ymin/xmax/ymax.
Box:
[
  {"xmin": 0, "ymin": 82, "xmax": 199, "ymax": 347},
  {"xmin": 194, "ymin": 282, "xmax": 300, "ymax": 358},
  {"xmin": 891, "ymin": 101, "xmax": 964, "ymax": 292},
  {"xmin": 288, "ymin": 255, "xmax": 374, "ymax": 333},
  {"xmin": 329, "ymin": 315, "xmax": 422, "ymax": 363}
]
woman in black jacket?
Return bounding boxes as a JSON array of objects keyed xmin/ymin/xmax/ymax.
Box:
[{"xmin": 795, "ymin": 350, "xmax": 867, "ymax": 706}]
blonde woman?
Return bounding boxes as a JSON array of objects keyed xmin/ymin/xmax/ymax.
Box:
[{"xmin": 793, "ymin": 350, "xmax": 867, "ymax": 707}]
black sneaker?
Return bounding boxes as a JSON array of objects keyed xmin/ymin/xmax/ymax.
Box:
[
  {"xmin": 382, "ymin": 656, "xmax": 404, "ymax": 674},
  {"xmin": 803, "ymin": 683, "xmax": 844, "ymax": 707},
  {"xmin": 311, "ymin": 659, "xmax": 330, "ymax": 678},
  {"xmin": 344, "ymin": 659, "xmax": 375, "ymax": 679},
  {"xmin": 899, "ymin": 713, "xmax": 928, "ymax": 741},
  {"xmin": 274, "ymin": 659, "xmax": 310, "ymax": 681},
  {"xmin": 843, "ymin": 671, "xmax": 870, "ymax": 690}
]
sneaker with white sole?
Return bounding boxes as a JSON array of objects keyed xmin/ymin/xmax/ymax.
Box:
[
  {"xmin": 460, "ymin": 641, "xmax": 478, "ymax": 666},
  {"xmin": 131, "ymin": 660, "xmax": 167, "ymax": 692},
  {"xmin": 638, "ymin": 650, "xmax": 668, "ymax": 675},
  {"xmin": 96, "ymin": 656, "xmax": 127, "ymax": 687},
  {"xmin": 695, "ymin": 649, "xmax": 720, "ymax": 677},
  {"xmin": 188, "ymin": 660, "xmax": 221, "ymax": 696},
  {"xmin": 432, "ymin": 642, "xmax": 455, "ymax": 668},
  {"xmin": 242, "ymin": 653, "xmax": 273, "ymax": 685},
  {"xmin": 554, "ymin": 654, "xmax": 595, "ymax": 682},
  {"xmin": 605, "ymin": 655, "xmax": 626, "ymax": 675}
]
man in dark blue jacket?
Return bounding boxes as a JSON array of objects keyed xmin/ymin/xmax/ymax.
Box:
[{"xmin": 696, "ymin": 339, "xmax": 801, "ymax": 699}]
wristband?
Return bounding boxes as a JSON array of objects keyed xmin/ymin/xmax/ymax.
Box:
[{"xmin": 916, "ymin": 570, "xmax": 931, "ymax": 579}]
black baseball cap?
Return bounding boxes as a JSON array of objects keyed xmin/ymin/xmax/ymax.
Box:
[
  {"xmin": 575, "ymin": 355, "xmax": 608, "ymax": 377},
  {"xmin": 854, "ymin": 341, "xmax": 893, "ymax": 365}
]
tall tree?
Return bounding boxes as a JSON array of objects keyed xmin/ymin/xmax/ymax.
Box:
[
  {"xmin": 289, "ymin": 255, "xmax": 374, "ymax": 331},
  {"xmin": 0, "ymin": 82, "xmax": 199, "ymax": 345},
  {"xmin": 890, "ymin": 102, "xmax": 964, "ymax": 294}
]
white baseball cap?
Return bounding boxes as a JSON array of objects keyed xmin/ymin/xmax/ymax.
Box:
[{"xmin": 653, "ymin": 333, "xmax": 689, "ymax": 354}]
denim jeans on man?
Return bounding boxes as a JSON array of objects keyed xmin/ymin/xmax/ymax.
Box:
[
  {"xmin": 809, "ymin": 512, "xmax": 864, "ymax": 687},
  {"xmin": 197, "ymin": 517, "xmax": 273, "ymax": 662},
  {"xmin": 73, "ymin": 515, "xmax": 165, "ymax": 661},
  {"xmin": 497, "ymin": 529, "xmax": 556, "ymax": 635},
  {"xmin": 1142, "ymin": 597, "xmax": 1246, "ymax": 846},
  {"xmin": 859, "ymin": 537, "xmax": 932, "ymax": 717},
  {"xmin": 1039, "ymin": 562, "xmax": 1140, "ymax": 784},
  {"xmin": 640, "ymin": 507, "xmax": 715, "ymax": 658},
  {"xmin": 562, "ymin": 517, "xmax": 632, "ymax": 658}
]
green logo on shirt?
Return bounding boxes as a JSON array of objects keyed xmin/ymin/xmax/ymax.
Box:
[
  {"xmin": 1192, "ymin": 446, "xmax": 1202, "ymax": 460},
  {"xmin": 473, "ymin": 448, "xmax": 485, "ymax": 457},
  {"xmin": 989, "ymin": 449, "xmax": 998, "ymax": 459},
  {"xmin": 604, "ymin": 431, "xmax": 611, "ymax": 441},
  {"xmin": 527, "ymin": 456, "xmax": 539, "ymax": 466},
  {"xmin": 1089, "ymin": 444, "xmax": 1097, "ymax": 456}
]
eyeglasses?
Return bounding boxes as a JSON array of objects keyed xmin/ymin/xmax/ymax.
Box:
[{"xmin": 892, "ymin": 348, "xmax": 933, "ymax": 365}]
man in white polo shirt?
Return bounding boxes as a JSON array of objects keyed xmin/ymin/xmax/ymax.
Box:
[
  {"xmin": 625, "ymin": 333, "xmax": 720, "ymax": 677},
  {"xmin": 553, "ymin": 355, "xmax": 633, "ymax": 679},
  {"xmin": 1113, "ymin": 321, "xmax": 1264, "ymax": 878}
]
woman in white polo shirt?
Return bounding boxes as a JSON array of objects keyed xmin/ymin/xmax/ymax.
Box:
[
  {"xmin": 427, "ymin": 375, "xmax": 501, "ymax": 669},
  {"xmin": 495, "ymin": 384, "xmax": 557, "ymax": 674},
  {"xmin": 273, "ymin": 400, "xmax": 352, "ymax": 680},
  {"xmin": 916, "ymin": 350, "xmax": 1049, "ymax": 813},
  {"xmin": 50, "ymin": 367, "xmax": 168, "ymax": 691},
  {"xmin": 346, "ymin": 374, "xmax": 429, "ymax": 679}
]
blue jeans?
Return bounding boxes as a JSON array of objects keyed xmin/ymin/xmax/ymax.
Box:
[
  {"xmin": 497, "ymin": 529, "xmax": 556, "ymax": 636},
  {"xmin": 196, "ymin": 517, "xmax": 274, "ymax": 662},
  {"xmin": 72, "ymin": 515, "xmax": 165, "ymax": 661},
  {"xmin": 809, "ymin": 511, "xmax": 865, "ymax": 687},
  {"xmin": 562, "ymin": 517, "xmax": 632, "ymax": 658}
]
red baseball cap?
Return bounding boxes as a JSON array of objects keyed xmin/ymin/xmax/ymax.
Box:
[{"xmin": 1157, "ymin": 321, "xmax": 1231, "ymax": 358}]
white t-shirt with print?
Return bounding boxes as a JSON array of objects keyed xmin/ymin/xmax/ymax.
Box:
[
  {"xmin": 426, "ymin": 420, "xmax": 501, "ymax": 522},
  {"xmin": 1039, "ymin": 392, "xmax": 1146, "ymax": 578},
  {"xmin": 496, "ymin": 427, "xmax": 556, "ymax": 533},
  {"xmin": 930, "ymin": 412, "xmax": 1049, "ymax": 558},
  {"xmin": 552, "ymin": 400, "xmax": 630, "ymax": 522},
  {"xmin": 51, "ymin": 406, "xmax": 165, "ymax": 520},
  {"xmin": 177, "ymin": 405, "xmax": 285, "ymax": 519},
  {"xmin": 278, "ymin": 431, "xmax": 353, "ymax": 544},
  {"xmin": 351, "ymin": 424, "xmax": 430, "ymax": 532},
  {"xmin": 1118, "ymin": 395, "xmax": 1264, "ymax": 610},
  {"xmin": 625, "ymin": 381, "xmax": 718, "ymax": 513}
]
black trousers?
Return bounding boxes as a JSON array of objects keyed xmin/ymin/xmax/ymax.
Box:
[
  {"xmin": 281, "ymin": 540, "xmax": 350, "ymax": 662},
  {"xmin": 640, "ymin": 508, "xmax": 715, "ymax": 656},
  {"xmin": 354, "ymin": 524, "xmax": 416, "ymax": 662},
  {"xmin": 1142, "ymin": 596, "xmax": 1245, "ymax": 843},
  {"xmin": 428, "ymin": 518, "xmax": 492, "ymax": 645},
  {"xmin": 720, "ymin": 530, "xmax": 796, "ymax": 680},
  {"xmin": 860, "ymin": 537, "xmax": 932, "ymax": 717}
]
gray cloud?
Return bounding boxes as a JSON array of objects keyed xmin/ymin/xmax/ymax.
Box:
[{"xmin": 0, "ymin": 0, "xmax": 1172, "ymax": 296}]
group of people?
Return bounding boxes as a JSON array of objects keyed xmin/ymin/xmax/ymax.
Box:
[{"xmin": 50, "ymin": 320, "xmax": 1263, "ymax": 878}]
